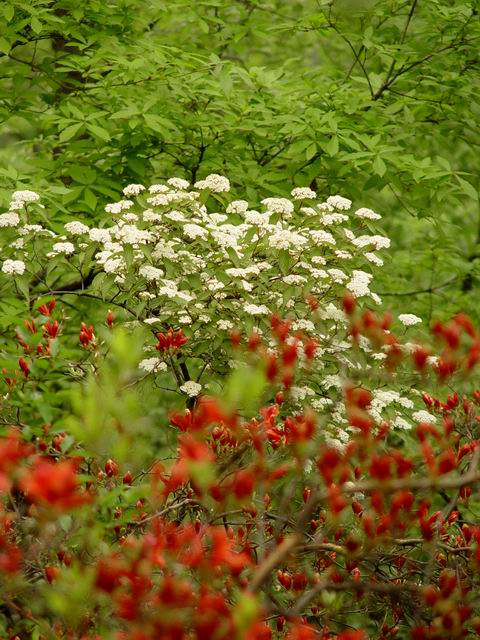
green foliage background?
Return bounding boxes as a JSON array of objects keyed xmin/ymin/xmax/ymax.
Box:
[{"xmin": 0, "ymin": 0, "xmax": 479, "ymax": 319}]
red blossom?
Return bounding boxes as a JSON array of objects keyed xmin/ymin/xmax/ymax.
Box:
[
  {"xmin": 18, "ymin": 357, "xmax": 30, "ymax": 378},
  {"xmin": 20, "ymin": 458, "xmax": 90, "ymax": 510},
  {"xmin": 156, "ymin": 327, "xmax": 188, "ymax": 351},
  {"xmin": 43, "ymin": 319, "xmax": 60, "ymax": 338},
  {"xmin": 79, "ymin": 322, "xmax": 95, "ymax": 347},
  {"xmin": 37, "ymin": 300, "xmax": 56, "ymax": 317}
]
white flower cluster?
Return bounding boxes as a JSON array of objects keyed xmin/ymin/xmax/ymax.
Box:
[
  {"xmin": 2, "ymin": 259, "xmax": 25, "ymax": 275},
  {"xmin": 398, "ymin": 314, "xmax": 422, "ymax": 326},
  {"xmin": 194, "ymin": 174, "xmax": 230, "ymax": 192},
  {"xmin": 180, "ymin": 380, "xmax": 202, "ymax": 397},
  {"xmin": 1, "ymin": 173, "xmax": 433, "ymax": 443}
]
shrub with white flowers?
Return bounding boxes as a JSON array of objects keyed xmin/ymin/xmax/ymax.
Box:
[{"xmin": 0, "ymin": 176, "xmax": 432, "ymax": 437}]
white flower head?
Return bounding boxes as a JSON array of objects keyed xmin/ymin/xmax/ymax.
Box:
[
  {"xmin": 291, "ymin": 187, "xmax": 316, "ymax": 200},
  {"xmin": 346, "ymin": 270, "xmax": 373, "ymax": 297},
  {"xmin": 244, "ymin": 303, "xmax": 269, "ymax": 315},
  {"xmin": 50, "ymin": 242, "xmax": 75, "ymax": 256},
  {"xmin": 139, "ymin": 265, "xmax": 164, "ymax": 281},
  {"xmin": 326, "ymin": 195, "xmax": 352, "ymax": 210},
  {"xmin": 227, "ymin": 200, "xmax": 249, "ymax": 214},
  {"xmin": 0, "ymin": 212, "xmax": 20, "ymax": 227},
  {"xmin": 89, "ymin": 228, "xmax": 112, "ymax": 243},
  {"xmin": 261, "ymin": 198, "xmax": 294, "ymax": 217},
  {"xmin": 398, "ymin": 314, "xmax": 422, "ymax": 327},
  {"xmin": 65, "ymin": 221, "xmax": 89, "ymax": 235},
  {"xmin": 180, "ymin": 381, "xmax": 202, "ymax": 397},
  {"xmin": 2, "ymin": 259, "xmax": 26, "ymax": 275},
  {"xmin": 11, "ymin": 190, "xmax": 40, "ymax": 204},
  {"xmin": 183, "ymin": 223, "xmax": 208, "ymax": 240},
  {"xmin": 194, "ymin": 174, "xmax": 230, "ymax": 193},
  {"xmin": 139, "ymin": 357, "xmax": 168, "ymax": 373},
  {"xmin": 123, "ymin": 184, "xmax": 145, "ymax": 197},
  {"xmin": 412, "ymin": 410, "xmax": 436, "ymax": 424},
  {"xmin": 355, "ymin": 207, "xmax": 381, "ymax": 220},
  {"xmin": 167, "ymin": 177, "xmax": 190, "ymax": 190}
]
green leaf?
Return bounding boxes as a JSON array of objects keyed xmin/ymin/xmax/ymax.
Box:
[
  {"xmin": 15, "ymin": 275, "xmax": 30, "ymax": 302},
  {"xmin": 323, "ymin": 135, "xmax": 338, "ymax": 157},
  {"xmin": 278, "ymin": 249, "xmax": 290, "ymax": 275},
  {"xmin": 83, "ymin": 188, "xmax": 97, "ymax": 210},
  {"xmin": 31, "ymin": 16, "xmax": 42, "ymax": 33},
  {"xmin": 457, "ymin": 176, "xmax": 478, "ymax": 201},
  {"xmin": 87, "ymin": 124, "xmax": 111, "ymax": 141},
  {"xmin": 0, "ymin": 38, "xmax": 11, "ymax": 54},
  {"xmin": 59, "ymin": 123, "xmax": 83, "ymax": 143},
  {"xmin": 373, "ymin": 156, "xmax": 386, "ymax": 177}
]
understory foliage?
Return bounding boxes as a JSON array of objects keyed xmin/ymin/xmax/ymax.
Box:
[{"xmin": 1, "ymin": 179, "xmax": 480, "ymax": 638}]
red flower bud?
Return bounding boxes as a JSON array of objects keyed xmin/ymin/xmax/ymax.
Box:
[
  {"xmin": 18, "ymin": 357, "xmax": 30, "ymax": 378},
  {"xmin": 105, "ymin": 459, "xmax": 119, "ymax": 477},
  {"xmin": 122, "ymin": 471, "xmax": 133, "ymax": 485},
  {"xmin": 45, "ymin": 566, "xmax": 60, "ymax": 583}
]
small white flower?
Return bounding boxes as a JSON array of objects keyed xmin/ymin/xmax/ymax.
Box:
[
  {"xmin": 393, "ymin": 416, "xmax": 412, "ymax": 430},
  {"xmin": 143, "ymin": 209, "xmax": 163, "ymax": 223},
  {"xmin": 89, "ymin": 228, "xmax": 112, "ymax": 243},
  {"xmin": 227, "ymin": 200, "xmax": 249, "ymax": 214},
  {"xmin": 364, "ymin": 252, "xmax": 384, "ymax": 266},
  {"xmin": 412, "ymin": 410, "xmax": 436, "ymax": 424},
  {"xmin": 139, "ymin": 265, "xmax": 164, "ymax": 281},
  {"xmin": 326, "ymin": 195, "xmax": 352, "ymax": 210},
  {"xmin": 321, "ymin": 212, "xmax": 349, "ymax": 225},
  {"xmin": 64, "ymin": 221, "xmax": 89, "ymax": 235},
  {"xmin": 51, "ymin": 242, "xmax": 75, "ymax": 255},
  {"xmin": 291, "ymin": 187, "xmax": 316, "ymax": 200},
  {"xmin": 217, "ymin": 319, "xmax": 234, "ymax": 330},
  {"xmin": 194, "ymin": 174, "xmax": 230, "ymax": 193},
  {"xmin": 352, "ymin": 234, "xmax": 391, "ymax": 250},
  {"xmin": 148, "ymin": 184, "xmax": 169, "ymax": 194},
  {"xmin": 335, "ymin": 250, "xmax": 352, "ymax": 260},
  {"xmin": 310, "ymin": 230, "xmax": 336, "ymax": 246},
  {"xmin": 283, "ymin": 274, "xmax": 307, "ymax": 285},
  {"xmin": 139, "ymin": 357, "xmax": 168, "ymax": 373},
  {"xmin": 165, "ymin": 210, "xmax": 186, "ymax": 223},
  {"xmin": 208, "ymin": 213, "xmax": 228, "ymax": 224},
  {"xmin": 180, "ymin": 381, "xmax": 202, "ymax": 397},
  {"xmin": 123, "ymin": 184, "xmax": 145, "ymax": 197},
  {"xmin": 328, "ymin": 268, "xmax": 348, "ymax": 283},
  {"xmin": 2, "ymin": 259, "xmax": 25, "ymax": 275},
  {"xmin": 355, "ymin": 207, "xmax": 381, "ymax": 220},
  {"xmin": 346, "ymin": 270, "xmax": 373, "ymax": 297},
  {"xmin": 244, "ymin": 303, "xmax": 269, "ymax": 315},
  {"xmin": 105, "ymin": 199, "xmax": 134, "ymax": 214},
  {"xmin": 269, "ymin": 228, "xmax": 308, "ymax": 251},
  {"xmin": 398, "ymin": 314, "xmax": 422, "ymax": 326},
  {"xmin": 104, "ymin": 257, "xmax": 125, "ymax": 273},
  {"xmin": 0, "ymin": 212, "xmax": 20, "ymax": 227},
  {"xmin": 167, "ymin": 177, "xmax": 190, "ymax": 190},
  {"xmin": 261, "ymin": 198, "xmax": 294, "ymax": 217},
  {"xmin": 11, "ymin": 190, "xmax": 40, "ymax": 204},
  {"xmin": 183, "ymin": 223, "xmax": 208, "ymax": 240}
]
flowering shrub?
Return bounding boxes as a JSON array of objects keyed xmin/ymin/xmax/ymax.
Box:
[
  {"xmin": 0, "ymin": 178, "xmax": 433, "ymax": 438},
  {"xmin": 1, "ymin": 177, "xmax": 480, "ymax": 639}
]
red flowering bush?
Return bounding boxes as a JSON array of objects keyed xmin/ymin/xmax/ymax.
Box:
[{"xmin": 1, "ymin": 292, "xmax": 480, "ymax": 640}]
